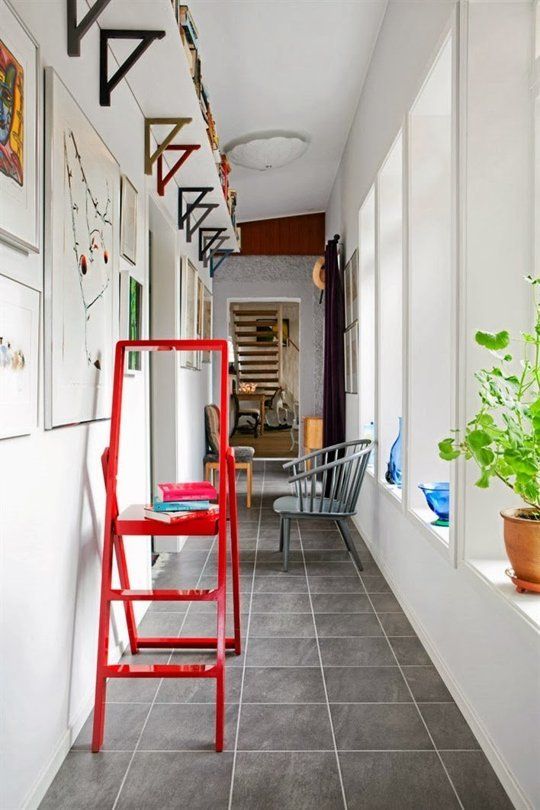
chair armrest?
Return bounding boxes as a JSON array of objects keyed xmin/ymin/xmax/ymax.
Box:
[{"xmin": 287, "ymin": 444, "xmax": 373, "ymax": 484}]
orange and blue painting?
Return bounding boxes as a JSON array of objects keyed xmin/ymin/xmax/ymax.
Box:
[{"xmin": 0, "ymin": 38, "xmax": 24, "ymax": 187}]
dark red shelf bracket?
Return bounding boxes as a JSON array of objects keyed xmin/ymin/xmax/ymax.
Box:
[
  {"xmin": 67, "ymin": 0, "xmax": 112, "ymax": 56},
  {"xmin": 178, "ymin": 187, "xmax": 219, "ymax": 242},
  {"xmin": 210, "ymin": 249, "xmax": 235, "ymax": 278},
  {"xmin": 144, "ymin": 118, "xmax": 192, "ymax": 175},
  {"xmin": 199, "ymin": 227, "xmax": 227, "ymax": 266},
  {"xmin": 100, "ymin": 29, "xmax": 166, "ymax": 107},
  {"xmin": 156, "ymin": 144, "xmax": 200, "ymax": 196}
]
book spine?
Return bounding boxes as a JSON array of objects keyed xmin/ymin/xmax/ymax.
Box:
[{"xmin": 152, "ymin": 500, "xmax": 211, "ymax": 512}]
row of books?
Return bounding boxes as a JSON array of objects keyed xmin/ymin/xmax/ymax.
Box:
[{"xmin": 144, "ymin": 481, "xmax": 218, "ymax": 524}]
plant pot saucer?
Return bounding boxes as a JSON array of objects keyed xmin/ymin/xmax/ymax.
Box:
[{"xmin": 505, "ymin": 569, "xmax": 540, "ymax": 594}]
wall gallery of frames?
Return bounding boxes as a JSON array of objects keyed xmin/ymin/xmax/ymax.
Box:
[{"xmin": 0, "ymin": 2, "xmax": 237, "ymax": 808}]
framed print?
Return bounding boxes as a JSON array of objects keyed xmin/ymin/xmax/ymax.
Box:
[
  {"xmin": 349, "ymin": 321, "xmax": 358, "ymax": 394},
  {"xmin": 44, "ymin": 68, "xmax": 120, "ymax": 428},
  {"xmin": 127, "ymin": 275, "xmax": 143, "ymax": 373},
  {"xmin": 0, "ymin": 0, "xmax": 39, "ymax": 253},
  {"xmin": 120, "ymin": 175, "xmax": 138, "ymax": 265},
  {"xmin": 179, "ymin": 255, "xmax": 197, "ymax": 369},
  {"xmin": 0, "ymin": 274, "xmax": 39, "ymax": 438},
  {"xmin": 202, "ymin": 286, "xmax": 212, "ymax": 363},
  {"xmin": 344, "ymin": 249, "xmax": 359, "ymax": 328},
  {"xmin": 344, "ymin": 328, "xmax": 351, "ymax": 393},
  {"xmin": 195, "ymin": 275, "xmax": 204, "ymax": 369}
]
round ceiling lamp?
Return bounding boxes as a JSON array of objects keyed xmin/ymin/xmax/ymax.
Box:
[{"xmin": 225, "ymin": 130, "xmax": 310, "ymax": 172}]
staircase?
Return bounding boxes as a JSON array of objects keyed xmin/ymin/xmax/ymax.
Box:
[{"xmin": 231, "ymin": 305, "xmax": 283, "ymax": 398}]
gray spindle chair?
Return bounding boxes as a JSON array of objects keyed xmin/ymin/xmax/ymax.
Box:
[{"xmin": 273, "ymin": 440, "xmax": 373, "ymax": 571}]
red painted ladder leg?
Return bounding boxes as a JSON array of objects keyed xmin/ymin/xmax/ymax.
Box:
[
  {"xmin": 215, "ymin": 505, "xmax": 227, "ymax": 752},
  {"xmin": 91, "ymin": 518, "xmax": 115, "ymax": 752},
  {"xmin": 113, "ymin": 535, "xmax": 139, "ymax": 654},
  {"xmin": 227, "ymin": 450, "xmax": 242, "ymax": 656}
]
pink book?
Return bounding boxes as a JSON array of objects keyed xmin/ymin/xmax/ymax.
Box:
[{"xmin": 157, "ymin": 481, "xmax": 218, "ymax": 502}]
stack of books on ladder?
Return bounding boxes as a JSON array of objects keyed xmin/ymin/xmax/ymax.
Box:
[{"xmin": 144, "ymin": 481, "xmax": 218, "ymax": 523}]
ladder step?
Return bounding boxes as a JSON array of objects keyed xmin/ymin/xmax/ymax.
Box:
[
  {"xmin": 137, "ymin": 637, "xmax": 238, "ymax": 649},
  {"xmin": 104, "ymin": 663, "xmax": 217, "ymax": 678},
  {"xmin": 109, "ymin": 588, "xmax": 217, "ymax": 601},
  {"xmin": 234, "ymin": 319, "xmax": 277, "ymax": 326},
  {"xmin": 232, "ymin": 309, "xmax": 278, "ymax": 316}
]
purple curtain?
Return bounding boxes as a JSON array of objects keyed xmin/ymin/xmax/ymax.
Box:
[{"xmin": 323, "ymin": 235, "xmax": 346, "ymax": 448}]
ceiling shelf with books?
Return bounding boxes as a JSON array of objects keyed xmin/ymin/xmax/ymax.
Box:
[{"xmin": 95, "ymin": 0, "xmax": 239, "ymax": 250}]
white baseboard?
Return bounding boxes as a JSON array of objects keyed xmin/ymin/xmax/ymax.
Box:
[{"xmin": 352, "ymin": 514, "xmax": 531, "ymax": 810}]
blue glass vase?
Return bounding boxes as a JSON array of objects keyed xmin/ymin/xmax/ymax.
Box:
[
  {"xmin": 385, "ymin": 417, "xmax": 402, "ymax": 488},
  {"xmin": 418, "ymin": 482, "xmax": 450, "ymax": 527}
]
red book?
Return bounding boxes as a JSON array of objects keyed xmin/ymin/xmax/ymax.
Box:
[{"xmin": 157, "ymin": 481, "xmax": 218, "ymax": 502}]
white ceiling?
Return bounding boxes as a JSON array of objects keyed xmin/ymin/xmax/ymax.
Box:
[{"xmin": 189, "ymin": 0, "xmax": 387, "ymax": 222}]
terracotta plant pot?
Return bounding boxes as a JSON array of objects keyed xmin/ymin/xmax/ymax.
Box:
[{"xmin": 500, "ymin": 508, "xmax": 540, "ymax": 584}]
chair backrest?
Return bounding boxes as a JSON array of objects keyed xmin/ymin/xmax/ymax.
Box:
[
  {"xmin": 286, "ymin": 439, "xmax": 373, "ymax": 515},
  {"xmin": 205, "ymin": 402, "xmax": 237, "ymax": 454}
]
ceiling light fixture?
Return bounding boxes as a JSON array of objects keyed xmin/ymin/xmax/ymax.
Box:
[{"xmin": 224, "ymin": 130, "xmax": 310, "ymax": 172}]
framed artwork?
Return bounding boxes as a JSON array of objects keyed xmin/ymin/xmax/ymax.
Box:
[
  {"xmin": 0, "ymin": 0, "xmax": 39, "ymax": 253},
  {"xmin": 120, "ymin": 175, "xmax": 138, "ymax": 265},
  {"xmin": 344, "ymin": 323, "xmax": 358, "ymax": 395},
  {"xmin": 344, "ymin": 328, "xmax": 351, "ymax": 393},
  {"xmin": 127, "ymin": 276, "xmax": 143, "ymax": 373},
  {"xmin": 202, "ymin": 286, "xmax": 213, "ymax": 363},
  {"xmin": 44, "ymin": 68, "xmax": 120, "ymax": 428},
  {"xmin": 344, "ymin": 249, "xmax": 359, "ymax": 328},
  {"xmin": 179, "ymin": 255, "xmax": 197, "ymax": 369},
  {"xmin": 195, "ymin": 275, "xmax": 204, "ymax": 369},
  {"xmin": 0, "ymin": 274, "xmax": 39, "ymax": 438}
]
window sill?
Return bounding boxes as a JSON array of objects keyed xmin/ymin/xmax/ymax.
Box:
[
  {"xmin": 465, "ymin": 559, "xmax": 540, "ymax": 632},
  {"xmin": 379, "ymin": 479, "xmax": 403, "ymax": 504}
]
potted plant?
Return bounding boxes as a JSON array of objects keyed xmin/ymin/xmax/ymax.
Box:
[{"xmin": 438, "ymin": 276, "xmax": 540, "ymax": 589}]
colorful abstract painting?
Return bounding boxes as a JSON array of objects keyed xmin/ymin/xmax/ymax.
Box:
[{"xmin": 0, "ymin": 37, "xmax": 23, "ymax": 186}]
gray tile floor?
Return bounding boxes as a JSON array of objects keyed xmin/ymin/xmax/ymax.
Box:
[{"xmin": 41, "ymin": 461, "xmax": 513, "ymax": 809}]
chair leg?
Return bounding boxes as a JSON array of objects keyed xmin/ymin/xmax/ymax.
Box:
[
  {"xmin": 282, "ymin": 517, "xmax": 291, "ymax": 572},
  {"xmin": 337, "ymin": 519, "xmax": 363, "ymax": 571},
  {"xmin": 279, "ymin": 517, "xmax": 284, "ymax": 552},
  {"xmin": 246, "ymin": 462, "xmax": 252, "ymax": 509}
]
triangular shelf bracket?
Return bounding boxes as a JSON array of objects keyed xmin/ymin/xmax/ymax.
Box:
[
  {"xmin": 210, "ymin": 249, "xmax": 235, "ymax": 278},
  {"xmin": 199, "ymin": 227, "xmax": 227, "ymax": 266},
  {"xmin": 67, "ymin": 0, "xmax": 112, "ymax": 57},
  {"xmin": 178, "ymin": 187, "xmax": 219, "ymax": 242},
  {"xmin": 100, "ymin": 29, "xmax": 166, "ymax": 107},
  {"xmin": 156, "ymin": 144, "xmax": 200, "ymax": 196},
  {"xmin": 144, "ymin": 118, "xmax": 192, "ymax": 175}
]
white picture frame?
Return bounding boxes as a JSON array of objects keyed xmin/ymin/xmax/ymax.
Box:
[
  {"xmin": 0, "ymin": 274, "xmax": 39, "ymax": 438},
  {"xmin": 0, "ymin": 0, "xmax": 40, "ymax": 253},
  {"xmin": 179, "ymin": 255, "xmax": 198, "ymax": 369},
  {"xmin": 120, "ymin": 175, "xmax": 138, "ymax": 265},
  {"xmin": 202, "ymin": 285, "xmax": 213, "ymax": 363},
  {"xmin": 344, "ymin": 249, "xmax": 359, "ymax": 328},
  {"xmin": 44, "ymin": 68, "xmax": 120, "ymax": 428}
]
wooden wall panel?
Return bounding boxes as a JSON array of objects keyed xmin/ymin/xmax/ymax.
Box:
[{"xmin": 239, "ymin": 212, "xmax": 325, "ymax": 255}]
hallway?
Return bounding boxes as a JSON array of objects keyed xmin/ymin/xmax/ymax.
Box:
[{"xmin": 41, "ymin": 462, "xmax": 511, "ymax": 810}]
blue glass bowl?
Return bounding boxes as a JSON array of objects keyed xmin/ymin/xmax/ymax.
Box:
[{"xmin": 418, "ymin": 482, "xmax": 450, "ymax": 527}]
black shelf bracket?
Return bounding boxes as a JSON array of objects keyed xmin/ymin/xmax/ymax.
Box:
[
  {"xmin": 178, "ymin": 187, "xmax": 219, "ymax": 242},
  {"xmin": 67, "ymin": 0, "xmax": 112, "ymax": 56},
  {"xmin": 144, "ymin": 118, "xmax": 192, "ymax": 175},
  {"xmin": 210, "ymin": 249, "xmax": 235, "ymax": 278},
  {"xmin": 199, "ymin": 227, "xmax": 227, "ymax": 266},
  {"xmin": 100, "ymin": 29, "xmax": 166, "ymax": 106}
]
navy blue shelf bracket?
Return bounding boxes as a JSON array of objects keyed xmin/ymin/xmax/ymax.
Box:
[
  {"xmin": 144, "ymin": 118, "xmax": 192, "ymax": 175},
  {"xmin": 100, "ymin": 29, "xmax": 166, "ymax": 106},
  {"xmin": 210, "ymin": 249, "xmax": 235, "ymax": 278},
  {"xmin": 67, "ymin": 0, "xmax": 112, "ymax": 56},
  {"xmin": 199, "ymin": 227, "xmax": 227, "ymax": 266},
  {"xmin": 178, "ymin": 187, "xmax": 219, "ymax": 242}
]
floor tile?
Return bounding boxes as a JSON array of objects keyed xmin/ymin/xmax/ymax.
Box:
[
  {"xmin": 319, "ymin": 637, "xmax": 394, "ymax": 666},
  {"xmin": 311, "ymin": 593, "xmax": 374, "ymax": 613},
  {"xmin": 155, "ymin": 667, "xmax": 243, "ymax": 704},
  {"xmin": 253, "ymin": 576, "xmax": 308, "ymax": 593},
  {"xmin": 370, "ymin": 593, "xmax": 403, "ymax": 612},
  {"xmin": 303, "ymin": 549, "xmax": 352, "ymax": 561},
  {"xmin": 402, "ymin": 666, "xmax": 453, "ymax": 702},
  {"xmin": 249, "ymin": 613, "xmax": 315, "ymax": 637},
  {"xmin": 300, "ymin": 535, "xmax": 347, "ymax": 551},
  {"xmin": 137, "ymin": 612, "xmax": 186, "ymax": 638},
  {"xmin": 441, "ymin": 751, "xmax": 514, "ymax": 809},
  {"xmin": 378, "ymin": 612, "xmax": 416, "ymax": 636},
  {"xmin": 231, "ymin": 752, "xmax": 344, "ymax": 809},
  {"xmin": 305, "ymin": 561, "xmax": 358, "ymax": 576},
  {"xmin": 255, "ymin": 561, "xmax": 306, "ymax": 576},
  {"xmin": 115, "ymin": 752, "xmax": 234, "ymax": 810},
  {"xmin": 39, "ymin": 752, "xmax": 131, "ymax": 809},
  {"xmin": 179, "ymin": 611, "xmax": 247, "ymax": 637},
  {"xmin": 389, "ymin": 637, "xmax": 432, "ymax": 665},
  {"xmin": 339, "ymin": 751, "xmax": 460, "ymax": 809},
  {"xmin": 246, "ymin": 637, "xmax": 319, "ymax": 667},
  {"xmin": 242, "ymin": 667, "xmax": 326, "ymax": 704},
  {"xmin": 308, "ymin": 576, "xmax": 364, "ymax": 594},
  {"xmin": 314, "ymin": 613, "xmax": 382, "ymax": 637},
  {"xmin": 106, "ymin": 675, "xmax": 160, "ymax": 704},
  {"xmin": 74, "ymin": 704, "xmax": 149, "ymax": 751},
  {"xmin": 237, "ymin": 704, "xmax": 334, "ymax": 750},
  {"xmin": 360, "ymin": 575, "xmax": 392, "ymax": 594},
  {"xmin": 418, "ymin": 704, "xmax": 480, "ymax": 750},
  {"xmin": 331, "ymin": 703, "xmax": 434, "ymax": 750},
  {"xmin": 324, "ymin": 667, "xmax": 410, "ymax": 703},
  {"xmin": 250, "ymin": 593, "xmax": 312, "ymax": 613},
  {"xmin": 139, "ymin": 703, "xmax": 238, "ymax": 751}
]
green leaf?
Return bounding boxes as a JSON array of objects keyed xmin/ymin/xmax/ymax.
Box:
[
  {"xmin": 474, "ymin": 447, "xmax": 495, "ymax": 466},
  {"xmin": 475, "ymin": 330, "xmax": 510, "ymax": 351},
  {"xmin": 475, "ymin": 471, "xmax": 491, "ymax": 488},
  {"xmin": 438, "ymin": 438, "xmax": 460, "ymax": 461},
  {"xmin": 467, "ymin": 430, "xmax": 492, "ymax": 450}
]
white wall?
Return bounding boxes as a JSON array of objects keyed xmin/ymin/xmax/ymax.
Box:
[
  {"xmin": 0, "ymin": 3, "xmax": 213, "ymax": 807},
  {"xmin": 326, "ymin": 2, "xmax": 539, "ymax": 808}
]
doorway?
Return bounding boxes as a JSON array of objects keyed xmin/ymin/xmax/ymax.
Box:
[{"xmin": 228, "ymin": 300, "xmax": 300, "ymax": 459}]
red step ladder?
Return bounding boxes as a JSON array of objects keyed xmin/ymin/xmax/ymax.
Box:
[{"xmin": 91, "ymin": 339, "xmax": 241, "ymax": 753}]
